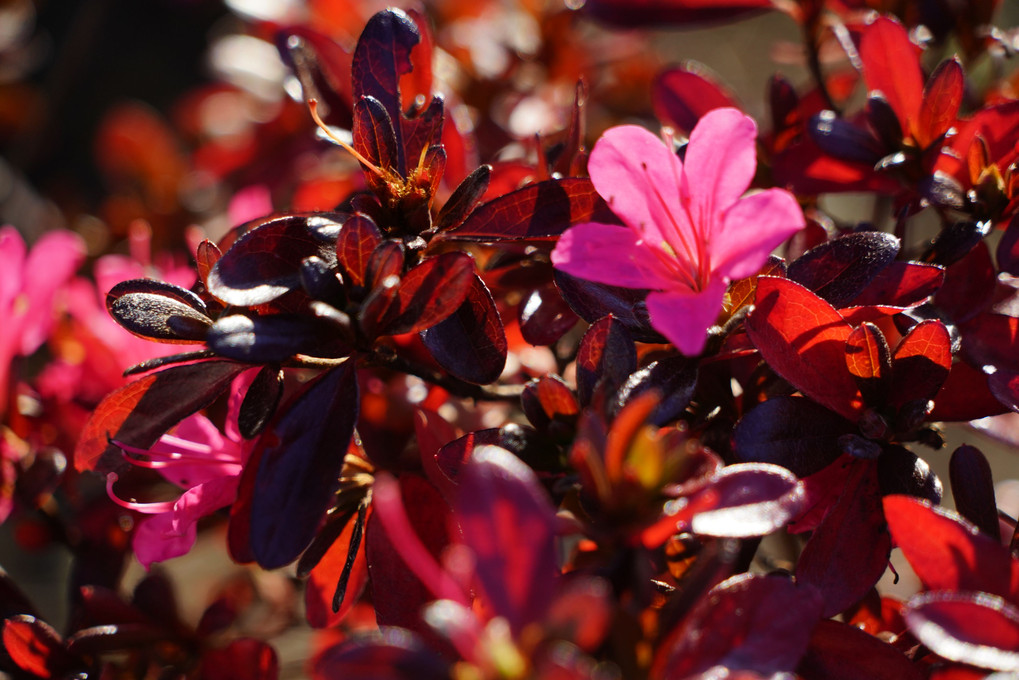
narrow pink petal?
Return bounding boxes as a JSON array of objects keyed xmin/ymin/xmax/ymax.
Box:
[
  {"xmin": 132, "ymin": 513, "xmax": 197, "ymax": 569},
  {"xmin": 711, "ymin": 189, "xmax": 805, "ymax": 281},
  {"xmin": 552, "ymin": 223, "xmax": 680, "ymax": 291},
  {"xmin": 225, "ymin": 368, "xmax": 262, "ymax": 442},
  {"xmin": 682, "ymin": 108, "xmax": 758, "ymax": 227},
  {"xmin": 588, "ymin": 126, "xmax": 698, "ymax": 262},
  {"xmin": 645, "ymin": 277, "xmax": 728, "ymax": 356},
  {"xmin": 20, "ymin": 230, "xmax": 86, "ymax": 350},
  {"xmin": 169, "ymin": 475, "xmax": 239, "ymax": 534},
  {"xmin": 0, "ymin": 226, "xmax": 26, "ymax": 309}
]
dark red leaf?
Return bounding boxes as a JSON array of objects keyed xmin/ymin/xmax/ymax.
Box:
[
  {"xmin": 858, "ymin": 16, "xmax": 924, "ymax": 134},
  {"xmin": 208, "ymin": 313, "xmax": 345, "ymax": 363},
  {"xmin": 845, "ymin": 323, "xmax": 892, "ymax": 407},
  {"xmin": 518, "ymin": 283, "xmax": 578, "ymax": 346},
  {"xmin": 365, "ymin": 240, "xmax": 405, "ymax": 291},
  {"xmin": 522, "ymin": 375, "xmax": 579, "ymax": 431},
  {"xmin": 401, "ymin": 99, "xmax": 444, "ymax": 180},
  {"xmin": 420, "ymin": 273, "xmax": 507, "ymax": 385},
  {"xmin": 442, "ymin": 178, "xmax": 619, "ymax": 242},
  {"xmin": 208, "ymin": 213, "xmax": 344, "ymax": 307},
  {"xmin": 312, "ymin": 629, "xmax": 450, "ymax": 680},
  {"xmin": 684, "ymin": 463, "xmax": 805, "ymax": 538},
  {"xmin": 889, "ymin": 319, "xmax": 952, "ymax": 407},
  {"xmin": 935, "ymin": 240, "xmax": 995, "ymax": 324},
  {"xmin": 961, "ymin": 312, "xmax": 1019, "ymax": 373},
  {"xmin": 848, "ymin": 261, "xmax": 944, "ymax": 308},
  {"xmin": 877, "ymin": 445, "xmax": 942, "ymax": 503},
  {"xmin": 238, "ymin": 366, "xmax": 284, "ymax": 439},
  {"xmin": 2, "ymin": 616, "xmax": 68, "ymax": 677},
  {"xmin": 435, "ymin": 164, "xmax": 492, "ymax": 232},
  {"xmin": 457, "ymin": 445, "xmax": 557, "ymax": 634},
  {"xmin": 989, "ymin": 368, "xmax": 1019, "ymax": 413},
  {"xmin": 575, "ymin": 315, "xmax": 637, "ymax": 407},
  {"xmin": 369, "ymin": 252, "xmax": 475, "ymax": 337},
  {"xmin": 883, "ymin": 495, "xmax": 1019, "ymax": 604},
  {"xmin": 337, "ymin": 213, "xmax": 383, "ymax": 289},
  {"xmin": 998, "ymin": 214, "xmax": 1019, "ymax": 277},
  {"xmin": 653, "ymin": 63, "xmax": 740, "ymax": 133},
  {"xmin": 734, "ymin": 396, "xmax": 853, "ymax": 477},
  {"xmin": 279, "ymin": 28, "xmax": 354, "ymax": 129},
  {"xmin": 950, "ymin": 445, "xmax": 1000, "ymax": 541},
  {"xmin": 786, "ymin": 231, "xmax": 900, "ymax": 308},
  {"xmin": 917, "ymin": 58, "xmax": 964, "ymax": 148},
  {"xmin": 64, "ymin": 622, "xmax": 166, "ymax": 655},
  {"xmin": 247, "ymin": 361, "xmax": 359, "ymax": 568},
  {"xmin": 305, "ymin": 507, "xmax": 369, "ymax": 629},
  {"xmin": 931, "ymin": 361, "xmax": 1009, "ymax": 421},
  {"xmin": 745, "ymin": 276, "xmax": 863, "ymax": 421},
  {"xmin": 612, "ymin": 355, "xmax": 698, "ymax": 427},
  {"xmin": 796, "ymin": 461, "xmax": 890, "ymax": 618},
  {"xmin": 904, "ymin": 592, "xmax": 1019, "ymax": 671},
  {"xmin": 106, "ymin": 279, "xmax": 210, "ymax": 344},
  {"xmin": 654, "ymin": 574, "xmax": 823, "ymax": 677},
  {"xmin": 351, "ymin": 9, "xmax": 419, "ymax": 175},
  {"xmin": 434, "ymin": 428, "xmax": 500, "ymax": 485},
  {"xmin": 798, "ymin": 619, "xmax": 923, "ymax": 680},
  {"xmin": 414, "ymin": 408, "xmax": 459, "ymax": 500},
  {"xmin": 199, "ymin": 638, "xmax": 279, "ymax": 680},
  {"xmin": 74, "ymin": 361, "xmax": 246, "ymax": 474},
  {"xmin": 554, "ymin": 269, "xmax": 660, "ymax": 343},
  {"xmin": 196, "ymin": 239, "xmax": 222, "ymax": 291},
  {"xmin": 353, "ymin": 95, "xmax": 399, "ymax": 183}
]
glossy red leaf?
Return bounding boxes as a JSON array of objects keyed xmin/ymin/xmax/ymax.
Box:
[
  {"xmin": 74, "ymin": 360, "xmax": 246, "ymax": 474},
  {"xmin": 207, "ymin": 213, "xmax": 344, "ymax": 307},
  {"xmin": 654, "ymin": 573, "xmax": 823, "ymax": 678},
  {"xmin": 745, "ymin": 276, "xmax": 863, "ymax": 421},
  {"xmin": 2, "ymin": 615, "xmax": 68, "ymax": 677},
  {"xmin": 337, "ymin": 213, "xmax": 383, "ymax": 289},
  {"xmin": 653, "ymin": 63, "xmax": 740, "ymax": 133},
  {"xmin": 576, "ymin": 315, "xmax": 637, "ymax": 407},
  {"xmin": 199, "ymin": 638, "xmax": 279, "ymax": 680},
  {"xmin": 904, "ymin": 591, "xmax": 1019, "ymax": 671},
  {"xmin": 684, "ymin": 463, "xmax": 805, "ymax": 538},
  {"xmin": 369, "ymin": 251, "xmax": 474, "ymax": 337},
  {"xmin": 399, "ymin": 8, "xmax": 433, "ymax": 113},
  {"xmin": 305, "ymin": 507, "xmax": 369, "ymax": 629},
  {"xmin": 797, "ymin": 619, "xmax": 923, "ymax": 680},
  {"xmin": 889, "ymin": 319, "xmax": 952, "ymax": 407},
  {"xmin": 351, "ymin": 9, "xmax": 419, "ymax": 175},
  {"xmin": 456, "ymin": 445, "xmax": 557, "ymax": 634},
  {"xmin": 883, "ymin": 495, "xmax": 1019, "ymax": 604},
  {"xmin": 366, "ymin": 474, "xmax": 454, "ymax": 635},
  {"xmin": 434, "ymin": 428, "xmax": 500, "ymax": 485},
  {"xmin": 858, "ymin": 16, "xmax": 924, "ymax": 135},
  {"xmin": 518, "ymin": 283, "xmax": 579, "ymax": 346},
  {"xmin": 796, "ymin": 461, "xmax": 891, "ymax": 618},
  {"xmin": 435, "ymin": 164, "xmax": 492, "ymax": 232},
  {"xmin": 106, "ymin": 279, "xmax": 211, "ymax": 344},
  {"xmin": 365, "ymin": 240, "xmax": 406, "ymax": 292},
  {"xmin": 353, "ymin": 95, "xmax": 399, "ymax": 184},
  {"xmin": 847, "ymin": 261, "xmax": 943, "ymax": 308},
  {"xmin": 950, "ymin": 445, "xmax": 1000, "ymax": 541},
  {"xmin": 442, "ymin": 178, "xmax": 619, "ymax": 242},
  {"xmin": 917, "ymin": 58, "xmax": 964, "ymax": 149},
  {"xmin": 522, "ymin": 375, "xmax": 579, "ymax": 431},
  {"xmin": 733, "ymin": 396, "xmax": 853, "ymax": 477},
  {"xmin": 246, "ymin": 361, "xmax": 359, "ymax": 568},
  {"xmin": 420, "ymin": 273, "xmax": 507, "ymax": 385},
  {"xmin": 786, "ymin": 231, "xmax": 900, "ymax": 308},
  {"xmin": 845, "ymin": 323, "xmax": 891, "ymax": 407}
]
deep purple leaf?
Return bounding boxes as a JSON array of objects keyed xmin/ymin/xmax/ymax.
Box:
[
  {"xmin": 733, "ymin": 396, "xmax": 853, "ymax": 477},
  {"xmin": 654, "ymin": 573, "xmax": 823, "ymax": 678},
  {"xmin": 420, "ymin": 273, "xmax": 507, "ymax": 385},
  {"xmin": 877, "ymin": 445, "xmax": 942, "ymax": 504},
  {"xmin": 518, "ymin": 283, "xmax": 579, "ymax": 346},
  {"xmin": 575, "ymin": 316, "xmax": 637, "ymax": 407},
  {"xmin": 904, "ymin": 591, "xmax": 1019, "ymax": 671},
  {"xmin": 809, "ymin": 112, "xmax": 885, "ymax": 165},
  {"xmin": 796, "ymin": 461, "xmax": 891, "ymax": 617},
  {"xmin": 925, "ymin": 219, "xmax": 991, "ymax": 267},
  {"xmin": 456, "ymin": 445, "xmax": 557, "ymax": 634},
  {"xmin": 612, "ymin": 355, "xmax": 697, "ymax": 426},
  {"xmin": 208, "ymin": 213, "xmax": 344, "ymax": 306},
  {"xmin": 442, "ymin": 178, "xmax": 620, "ymax": 242},
  {"xmin": 950, "ymin": 444, "xmax": 1000, "ymax": 541},
  {"xmin": 998, "ymin": 213, "xmax": 1019, "ymax": 277},
  {"xmin": 208, "ymin": 313, "xmax": 348, "ymax": 363},
  {"xmin": 787, "ymin": 231, "xmax": 900, "ymax": 308},
  {"xmin": 435, "ymin": 164, "xmax": 492, "ymax": 231},
  {"xmin": 247, "ymin": 361, "xmax": 359, "ymax": 568},
  {"xmin": 238, "ymin": 366, "xmax": 285, "ymax": 439},
  {"xmin": 106, "ymin": 278, "xmax": 210, "ymax": 344},
  {"xmin": 554, "ymin": 269, "xmax": 661, "ymax": 343},
  {"xmin": 312, "ymin": 629, "xmax": 451, "ymax": 680}
]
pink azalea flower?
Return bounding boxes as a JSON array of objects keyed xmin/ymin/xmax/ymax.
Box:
[
  {"xmin": 551, "ymin": 107, "xmax": 804, "ymax": 355},
  {"xmin": 0, "ymin": 226, "xmax": 85, "ymax": 414},
  {"xmin": 106, "ymin": 370, "xmax": 255, "ymax": 569}
]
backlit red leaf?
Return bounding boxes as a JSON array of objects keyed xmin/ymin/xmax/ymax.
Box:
[
  {"xmin": 847, "ymin": 261, "xmax": 943, "ymax": 307},
  {"xmin": 74, "ymin": 361, "xmax": 246, "ymax": 474},
  {"xmin": 845, "ymin": 323, "xmax": 891, "ymax": 407},
  {"xmin": 305, "ymin": 508, "xmax": 369, "ymax": 629},
  {"xmin": 917, "ymin": 58, "xmax": 964, "ymax": 148},
  {"xmin": 337, "ymin": 214, "xmax": 383, "ymax": 290},
  {"xmin": 575, "ymin": 315, "xmax": 637, "ymax": 406},
  {"xmin": 798, "ymin": 619, "xmax": 923, "ymax": 680},
  {"xmin": 2, "ymin": 616, "xmax": 67, "ymax": 677},
  {"xmin": 889, "ymin": 319, "xmax": 951, "ymax": 407},
  {"xmin": 858, "ymin": 16, "xmax": 924, "ymax": 135},
  {"xmin": 653, "ymin": 64, "xmax": 740, "ymax": 133},
  {"xmin": 369, "ymin": 251, "xmax": 475, "ymax": 337},
  {"xmin": 745, "ymin": 276, "xmax": 862, "ymax": 421}
]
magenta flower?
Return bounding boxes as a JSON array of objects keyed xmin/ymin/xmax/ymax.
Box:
[
  {"xmin": 0, "ymin": 226, "xmax": 85, "ymax": 414},
  {"xmin": 106, "ymin": 370, "xmax": 255, "ymax": 569},
  {"xmin": 552, "ymin": 107, "xmax": 804, "ymax": 355}
]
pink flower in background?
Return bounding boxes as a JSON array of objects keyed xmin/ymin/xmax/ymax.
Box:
[
  {"xmin": 552, "ymin": 107, "xmax": 804, "ymax": 355},
  {"xmin": 0, "ymin": 226, "xmax": 85, "ymax": 414},
  {"xmin": 106, "ymin": 370, "xmax": 255, "ymax": 569}
]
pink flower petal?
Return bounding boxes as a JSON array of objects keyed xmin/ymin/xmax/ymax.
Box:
[
  {"xmin": 19, "ymin": 231, "xmax": 85, "ymax": 355},
  {"xmin": 133, "ymin": 512, "xmax": 196, "ymax": 570},
  {"xmin": 682, "ymin": 108, "xmax": 758, "ymax": 228},
  {"xmin": 552, "ymin": 223, "xmax": 679, "ymax": 291},
  {"xmin": 645, "ymin": 277, "xmax": 727, "ymax": 356},
  {"xmin": 712, "ymin": 189, "xmax": 805, "ymax": 281},
  {"xmin": 0, "ymin": 226, "xmax": 27, "ymax": 309},
  {"xmin": 588, "ymin": 126, "xmax": 699, "ymax": 264}
]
